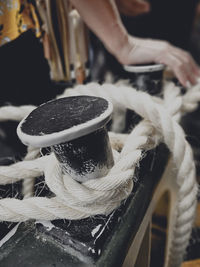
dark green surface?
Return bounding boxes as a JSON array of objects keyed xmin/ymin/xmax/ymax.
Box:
[
  {"xmin": 96, "ymin": 146, "xmax": 168, "ymax": 267},
  {"xmin": 0, "ymin": 223, "xmax": 88, "ymax": 267}
]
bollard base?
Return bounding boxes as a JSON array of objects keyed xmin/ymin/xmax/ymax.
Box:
[{"xmin": 0, "ymin": 144, "xmax": 169, "ymax": 267}]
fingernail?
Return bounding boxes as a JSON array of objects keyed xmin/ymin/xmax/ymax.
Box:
[
  {"xmin": 145, "ymin": 4, "xmax": 150, "ymax": 11},
  {"xmin": 185, "ymin": 81, "xmax": 192, "ymax": 89}
]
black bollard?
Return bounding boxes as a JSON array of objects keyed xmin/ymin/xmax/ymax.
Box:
[
  {"xmin": 0, "ymin": 90, "xmax": 171, "ymax": 267},
  {"xmin": 123, "ymin": 63, "xmax": 165, "ymax": 95},
  {"xmin": 123, "ymin": 63, "xmax": 165, "ymax": 131},
  {"xmin": 0, "ymin": 144, "xmax": 170, "ymax": 266},
  {"xmin": 17, "ymin": 96, "xmax": 114, "ymax": 182}
]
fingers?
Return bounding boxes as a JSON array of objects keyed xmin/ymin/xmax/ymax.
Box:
[
  {"xmin": 174, "ymin": 66, "xmax": 195, "ymax": 88},
  {"xmin": 121, "ymin": 37, "xmax": 200, "ymax": 88},
  {"xmin": 173, "ymin": 47, "xmax": 200, "ymax": 76},
  {"xmin": 173, "ymin": 52, "xmax": 200, "ymax": 87},
  {"xmin": 160, "ymin": 54, "xmax": 189, "ymax": 87},
  {"xmin": 158, "ymin": 45, "xmax": 200, "ymax": 87},
  {"xmin": 130, "ymin": 0, "xmax": 150, "ymax": 15},
  {"xmin": 175, "ymin": 56, "xmax": 197, "ymax": 86},
  {"xmin": 116, "ymin": 0, "xmax": 150, "ymax": 16},
  {"xmin": 170, "ymin": 60, "xmax": 197, "ymax": 88}
]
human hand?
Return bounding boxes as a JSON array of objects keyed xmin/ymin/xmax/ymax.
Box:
[
  {"xmin": 115, "ymin": 0, "xmax": 150, "ymax": 16},
  {"xmin": 117, "ymin": 36, "xmax": 200, "ymax": 87},
  {"xmin": 69, "ymin": 0, "xmax": 200, "ymax": 87}
]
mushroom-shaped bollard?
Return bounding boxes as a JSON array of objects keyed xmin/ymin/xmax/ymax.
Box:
[
  {"xmin": 123, "ymin": 63, "xmax": 165, "ymax": 130},
  {"xmin": 17, "ymin": 96, "xmax": 114, "ymax": 182},
  {"xmin": 123, "ymin": 63, "xmax": 165, "ymax": 95}
]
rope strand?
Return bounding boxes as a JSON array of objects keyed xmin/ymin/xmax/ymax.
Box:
[{"xmin": 0, "ymin": 81, "xmax": 200, "ymax": 267}]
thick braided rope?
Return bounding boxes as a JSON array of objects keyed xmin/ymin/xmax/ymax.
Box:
[
  {"xmin": 0, "ymin": 101, "xmax": 153, "ymax": 221},
  {"xmin": 22, "ymin": 146, "xmax": 41, "ymax": 198},
  {"xmin": 60, "ymin": 83, "xmax": 199, "ymax": 266},
  {"xmin": 0, "ymin": 82, "xmax": 199, "ymax": 266},
  {"xmin": 161, "ymin": 82, "xmax": 199, "ymax": 265},
  {"xmin": 0, "ymin": 127, "xmax": 149, "ymax": 219},
  {"xmin": 0, "ymin": 105, "xmax": 40, "ymax": 198},
  {"xmin": 0, "ymin": 106, "xmax": 35, "ymax": 121}
]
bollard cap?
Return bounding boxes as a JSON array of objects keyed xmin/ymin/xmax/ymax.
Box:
[
  {"xmin": 123, "ymin": 63, "xmax": 165, "ymax": 73},
  {"xmin": 17, "ymin": 96, "xmax": 113, "ymax": 148}
]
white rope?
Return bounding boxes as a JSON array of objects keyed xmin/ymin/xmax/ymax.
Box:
[
  {"xmin": 0, "ymin": 156, "xmax": 46, "ymax": 185},
  {"xmin": 60, "ymin": 81, "xmax": 200, "ymax": 266},
  {"xmin": 0, "ymin": 81, "xmax": 200, "ymax": 267},
  {"xmin": 22, "ymin": 146, "xmax": 41, "ymax": 198},
  {"xmin": 0, "ymin": 105, "xmax": 35, "ymax": 121},
  {"xmin": 0, "ymin": 104, "xmax": 40, "ymax": 198}
]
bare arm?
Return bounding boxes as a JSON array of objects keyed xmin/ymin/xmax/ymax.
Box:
[
  {"xmin": 70, "ymin": 0, "xmax": 200, "ymax": 87},
  {"xmin": 69, "ymin": 0, "xmax": 128, "ymax": 58},
  {"xmin": 115, "ymin": 0, "xmax": 150, "ymax": 16}
]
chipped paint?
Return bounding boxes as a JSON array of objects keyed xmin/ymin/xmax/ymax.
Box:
[{"xmin": 0, "ymin": 223, "xmax": 20, "ymax": 248}]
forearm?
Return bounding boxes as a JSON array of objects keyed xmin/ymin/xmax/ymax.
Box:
[
  {"xmin": 69, "ymin": 0, "xmax": 129, "ymax": 57},
  {"xmin": 70, "ymin": 0, "xmax": 200, "ymax": 87}
]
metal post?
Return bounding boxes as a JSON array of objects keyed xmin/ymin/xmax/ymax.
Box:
[{"xmin": 17, "ymin": 95, "xmax": 114, "ymax": 182}]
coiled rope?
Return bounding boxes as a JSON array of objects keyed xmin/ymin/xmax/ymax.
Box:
[{"xmin": 0, "ymin": 81, "xmax": 199, "ymax": 266}]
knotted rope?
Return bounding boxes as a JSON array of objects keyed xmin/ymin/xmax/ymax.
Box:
[{"xmin": 0, "ymin": 81, "xmax": 199, "ymax": 267}]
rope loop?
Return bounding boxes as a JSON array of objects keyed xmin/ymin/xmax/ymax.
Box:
[{"xmin": 0, "ymin": 81, "xmax": 200, "ymax": 266}]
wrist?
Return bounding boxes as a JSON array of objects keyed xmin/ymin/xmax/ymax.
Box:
[
  {"xmin": 103, "ymin": 22, "xmax": 129, "ymax": 59},
  {"xmin": 114, "ymin": 35, "xmax": 137, "ymax": 65}
]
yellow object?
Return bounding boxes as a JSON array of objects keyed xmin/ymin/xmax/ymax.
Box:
[
  {"xmin": 0, "ymin": 0, "xmax": 40, "ymax": 46},
  {"xmin": 36, "ymin": 0, "xmax": 89, "ymax": 82},
  {"xmin": 0, "ymin": 0, "xmax": 89, "ymax": 83},
  {"xmin": 182, "ymin": 259, "xmax": 200, "ymax": 267},
  {"xmin": 195, "ymin": 203, "xmax": 200, "ymax": 227}
]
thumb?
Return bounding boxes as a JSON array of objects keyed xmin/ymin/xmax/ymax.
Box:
[
  {"xmin": 132, "ymin": 0, "xmax": 151, "ymax": 13},
  {"xmin": 116, "ymin": 0, "xmax": 150, "ymax": 17}
]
